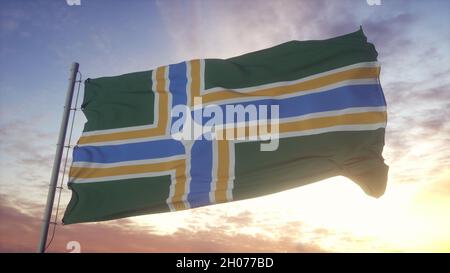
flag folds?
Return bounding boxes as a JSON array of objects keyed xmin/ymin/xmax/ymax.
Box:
[{"xmin": 63, "ymin": 29, "xmax": 388, "ymax": 224}]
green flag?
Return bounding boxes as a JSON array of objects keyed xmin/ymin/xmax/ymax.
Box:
[{"xmin": 63, "ymin": 29, "xmax": 388, "ymax": 224}]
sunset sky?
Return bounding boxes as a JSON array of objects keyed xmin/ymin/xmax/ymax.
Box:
[{"xmin": 0, "ymin": 0, "xmax": 449, "ymax": 252}]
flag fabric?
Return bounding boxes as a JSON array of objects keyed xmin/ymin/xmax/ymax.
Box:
[{"xmin": 62, "ymin": 29, "xmax": 388, "ymax": 224}]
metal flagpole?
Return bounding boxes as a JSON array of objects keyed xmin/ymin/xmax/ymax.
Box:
[{"xmin": 38, "ymin": 62, "xmax": 79, "ymax": 253}]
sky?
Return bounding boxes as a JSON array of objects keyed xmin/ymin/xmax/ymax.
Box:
[{"xmin": 0, "ymin": 0, "xmax": 449, "ymax": 252}]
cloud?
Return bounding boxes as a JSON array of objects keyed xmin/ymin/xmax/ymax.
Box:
[
  {"xmin": 0, "ymin": 119, "xmax": 55, "ymax": 168},
  {"xmin": 415, "ymin": 170, "xmax": 450, "ymax": 199},
  {"xmin": 0, "ymin": 196, "xmax": 324, "ymax": 253},
  {"xmin": 225, "ymin": 210, "xmax": 254, "ymax": 226},
  {"xmin": 155, "ymin": 0, "xmax": 341, "ymax": 60},
  {"xmin": 0, "ymin": 118, "xmax": 62, "ymax": 204},
  {"xmin": 363, "ymin": 13, "xmax": 417, "ymax": 56}
]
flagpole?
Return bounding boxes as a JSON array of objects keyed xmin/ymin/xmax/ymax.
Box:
[{"xmin": 38, "ymin": 62, "xmax": 79, "ymax": 253}]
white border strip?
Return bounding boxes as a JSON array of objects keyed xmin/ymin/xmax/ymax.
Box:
[
  {"xmin": 226, "ymin": 142, "xmax": 235, "ymax": 202},
  {"xmin": 209, "ymin": 140, "xmax": 219, "ymax": 204},
  {"xmin": 71, "ymin": 155, "xmax": 185, "ymax": 168},
  {"xmin": 164, "ymin": 66, "xmax": 172, "ymax": 136},
  {"xmin": 70, "ymin": 170, "xmax": 175, "ymax": 184},
  {"xmin": 186, "ymin": 61, "xmax": 192, "ymax": 108},
  {"xmin": 233, "ymin": 122, "xmax": 387, "ymax": 144},
  {"xmin": 77, "ymin": 134, "xmax": 171, "ymax": 147},
  {"xmin": 180, "ymin": 140, "xmax": 193, "ymax": 210}
]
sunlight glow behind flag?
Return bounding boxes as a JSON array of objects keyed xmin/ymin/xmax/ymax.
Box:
[{"xmin": 62, "ymin": 29, "xmax": 388, "ymax": 224}]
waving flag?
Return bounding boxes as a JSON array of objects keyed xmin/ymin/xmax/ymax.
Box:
[{"xmin": 63, "ymin": 29, "xmax": 388, "ymax": 224}]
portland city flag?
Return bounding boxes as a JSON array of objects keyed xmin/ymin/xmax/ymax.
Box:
[{"xmin": 62, "ymin": 28, "xmax": 388, "ymax": 224}]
